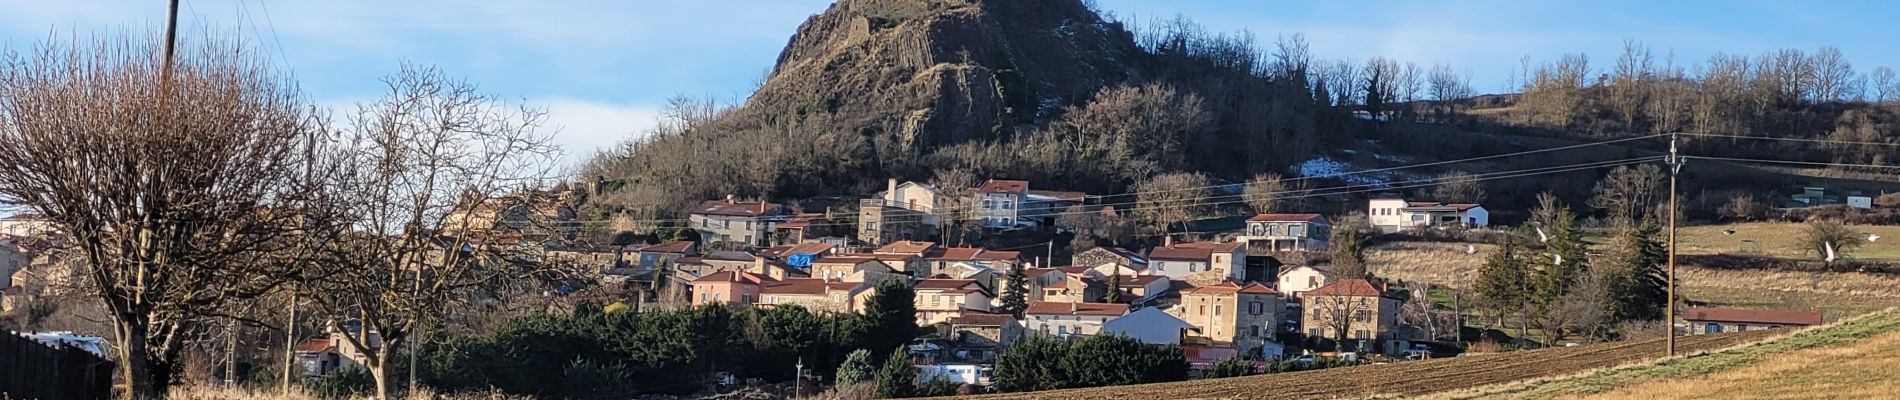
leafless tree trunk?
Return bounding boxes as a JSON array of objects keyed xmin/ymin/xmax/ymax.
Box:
[
  {"xmin": 296, "ymin": 64, "xmax": 574, "ymax": 400},
  {"xmin": 1871, "ymin": 66, "xmax": 1896, "ymax": 104},
  {"xmin": 0, "ymin": 33, "xmax": 319, "ymax": 399}
]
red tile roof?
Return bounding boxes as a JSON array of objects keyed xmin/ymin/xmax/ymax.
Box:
[
  {"xmin": 295, "ymin": 338, "xmax": 334, "ymax": 353},
  {"xmin": 875, "ymin": 241, "xmax": 938, "ymax": 255},
  {"xmin": 1115, "ymin": 275, "xmax": 1166, "ymax": 287},
  {"xmin": 923, "ymin": 247, "xmax": 1019, "ymax": 262},
  {"xmin": 976, "ymin": 179, "xmax": 1029, "ymax": 194},
  {"xmin": 774, "ymin": 213, "xmax": 826, "ymax": 229},
  {"xmin": 1181, "ymin": 281, "xmax": 1277, "ymax": 295},
  {"xmin": 1307, "ymin": 279, "xmax": 1386, "ymax": 297},
  {"xmin": 761, "ymin": 278, "xmax": 830, "ymax": 295},
  {"xmin": 1247, "ymin": 213, "xmax": 1326, "ymax": 223},
  {"xmin": 1025, "ymin": 301, "xmax": 1127, "ymax": 317},
  {"xmin": 1175, "ymin": 242, "xmax": 1246, "ymax": 252},
  {"xmin": 693, "ymin": 270, "xmax": 770, "ymax": 285},
  {"xmin": 1683, "ymin": 307, "xmax": 1823, "ymax": 326},
  {"xmin": 946, "ymin": 313, "xmax": 1017, "ymax": 326},
  {"xmin": 692, "ymin": 200, "xmax": 784, "ymax": 217}
]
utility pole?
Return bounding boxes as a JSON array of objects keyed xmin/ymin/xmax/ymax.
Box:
[
  {"xmin": 1046, "ymin": 241, "xmax": 1055, "ymax": 267},
  {"xmin": 1664, "ymin": 132, "xmax": 1685, "ymax": 357},
  {"xmin": 794, "ymin": 357, "xmax": 805, "ymax": 399},
  {"xmin": 283, "ymin": 288, "xmax": 298, "ymax": 393}
]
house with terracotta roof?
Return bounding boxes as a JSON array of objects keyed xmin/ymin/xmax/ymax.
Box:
[
  {"xmin": 808, "ymin": 254, "xmax": 898, "ymax": 281},
  {"xmin": 1108, "ymin": 274, "xmax": 1171, "ymax": 303},
  {"xmin": 1276, "ymin": 265, "xmax": 1336, "ymax": 298},
  {"xmin": 1171, "ymin": 282, "xmax": 1282, "ymax": 353},
  {"xmin": 1072, "ymin": 246, "xmax": 1149, "ymax": 271},
  {"xmin": 1684, "ymin": 307, "xmax": 1823, "ymax": 334},
  {"xmin": 1024, "ymin": 301, "xmax": 1130, "ymax": 338},
  {"xmin": 914, "ymin": 279, "xmax": 994, "ymax": 325},
  {"xmin": 1146, "ymin": 242, "xmax": 1246, "ymax": 282},
  {"xmin": 969, "ymin": 179, "xmax": 1086, "ymax": 229},
  {"xmin": 1367, "ymin": 195, "xmax": 1488, "ymax": 233},
  {"xmin": 620, "ymin": 241, "xmax": 697, "ymax": 272},
  {"xmin": 944, "ymin": 313, "xmax": 1022, "ymax": 363},
  {"xmin": 875, "ymin": 240, "xmax": 939, "ymax": 256},
  {"xmin": 1301, "ymin": 279, "xmax": 1404, "ymax": 348},
  {"xmin": 759, "ymin": 278, "xmax": 873, "ymax": 314},
  {"xmin": 759, "ymin": 242, "xmax": 838, "ymax": 270},
  {"xmin": 691, "ymin": 270, "xmax": 772, "ymax": 306},
  {"xmin": 1241, "ymin": 214, "xmax": 1332, "ymax": 252},
  {"xmin": 922, "ymin": 247, "xmax": 1019, "ymax": 276},
  {"xmin": 860, "ymin": 180, "xmax": 948, "ymax": 245},
  {"xmin": 772, "ymin": 213, "xmax": 835, "ymax": 246},
  {"xmin": 689, "ymin": 196, "xmax": 787, "ymax": 247},
  {"xmin": 1041, "ymin": 273, "xmax": 1107, "ymax": 303},
  {"xmin": 937, "ymin": 261, "xmax": 1002, "ymax": 294}
]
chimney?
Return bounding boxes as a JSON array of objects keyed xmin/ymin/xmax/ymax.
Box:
[
  {"xmin": 760, "ymin": 201, "xmax": 768, "ymax": 213},
  {"xmin": 1163, "ymin": 235, "xmax": 1174, "ymax": 247},
  {"xmin": 1070, "ymin": 302, "xmax": 1078, "ymax": 314},
  {"xmin": 726, "ymin": 194, "xmax": 736, "ymax": 204},
  {"xmin": 886, "ymin": 178, "xmax": 899, "ymax": 203},
  {"xmin": 754, "ymin": 257, "xmax": 767, "ymax": 276}
]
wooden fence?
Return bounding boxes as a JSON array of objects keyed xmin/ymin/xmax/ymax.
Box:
[{"xmin": 0, "ymin": 331, "xmax": 114, "ymax": 400}]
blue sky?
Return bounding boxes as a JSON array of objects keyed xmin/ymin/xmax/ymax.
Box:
[{"xmin": 4, "ymin": 0, "xmax": 1896, "ymax": 168}]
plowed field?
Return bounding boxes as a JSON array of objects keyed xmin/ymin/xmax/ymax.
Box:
[{"xmin": 957, "ymin": 330, "xmax": 1778, "ymax": 400}]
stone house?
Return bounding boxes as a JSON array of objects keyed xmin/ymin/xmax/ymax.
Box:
[
  {"xmin": 1240, "ymin": 214, "xmax": 1331, "ymax": 252},
  {"xmin": 689, "ymin": 197, "xmax": 787, "ymax": 247},
  {"xmin": 1300, "ymin": 279, "xmax": 1403, "ymax": 348},
  {"xmin": 1024, "ymin": 301, "xmax": 1129, "ymax": 338},
  {"xmin": 1146, "ymin": 242, "xmax": 1246, "ymax": 283},
  {"xmin": 1172, "ymin": 282, "xmax": 1282, "ymax": 353}
]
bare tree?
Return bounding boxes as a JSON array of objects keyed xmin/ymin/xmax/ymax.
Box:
[
  {"xmin": 1242, "ymin": 172, "xmax": 1289, "ymax": 213},
  {"xmin": 1308, "ymin": 294, "xmax": 1374, "ymax": 349},
  {"xmin": 1429, "ymin": 170, "xmax": 1487, "ymax": 204},
  {"xmin": 1399, "ymin": 288, "xmax": 1455, "ymax": 342},
  {"xmin": 297, "ymin": 64, "xmax": 569, "ymax": 399},
  {"xmin": 1871, "ymin": 66, "xmax": 1896, "ymax": 103},
  {"xmin": 1134, "ymin": 172, "xmax": 1211, "ymax": 240},
  {"xmin": 1809, "ymin": 46, "xmax": 1855, "ymax": 102},
  {"xmin": 1270, "ymin": 33, "xmax": 1312, "ymax": 84},
  {"xmin": 1609, "ymin": 38, "xmax": 1654, "ymax": 127},
  {"xmin": 1427, "ymin": 63, "xmax": 1474, "ymax": 119},
  {"xmin": 1800, "ymin": 218, "xmax": 1865, "ymax": 266},
  {"xmin": 1362, "ymin": 57, "xmax": 1402, "ymax": 118},
  {"xmin": 0, "ymin": 34, "xmax": 320, "ymax": 397},
  {"xmin": 1588, "ymin": 164, "xmax": 1665, "ymax": 224}
]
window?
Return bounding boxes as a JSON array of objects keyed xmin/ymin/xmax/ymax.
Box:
[
  {"xmin": 1214, "ymin": 305, "xmax": 1222, "ymax": 316},
  {"xmin": 1249, "ymin": 301, "xmax": 1264, "ymax": 315},
  {"xmin": 1354, "ymin": 329, "xmax": 1370, "ymax": 339},
  {"xmin": 1289, "ymin": 224, "xmax": 1304, "ymax": 237},
  {"xmin": 865, "ymin": 221, "xmax": 877, "ymax": 231},
  {"xmin": 1410, "ymin": 214, "xmax": 1424, "ymax": 222},
  {"xmin": 1252, "ymin": 326, "xmax": 1260, "ymax": 337},
  {"xmin": 983, "ymin": 199, "xmax": 994, "ymax": 209},
  {"xmin": 1738, "ymin": 324, "xmax": 1749, "ymax": 331},
  {"xmin": 1199, "ymin": 304, "xmax": 1206, "ymax": 315},
  {"xmin": 742, "ymin": 235, "xmax": 751, "ymax": 244},
  {"xmin": 1250, "ymin": 224, "xmax": 1264, "ymax": 236},
  {"xmin": 1266, "ymin": 224, "xmax": 1279, "ymax": 236},
  {"xmin": 1353, "ymin": 310, "xmax": 1369, "ymax": 322},
  {"xmin": 1307, "ymin": 276, "xmax": 1317, "ymax": 287},
  {"xmin": 1058, "ymin": 326, "xmax": 1069, "ymax": 335},
  {"xmin": 700, "ymin": 218, "xmax": 708, "ymax": 228},
  {"xmin": 1003, "ymin": 201, "xmax": 1013, "ymax": 209},
  {"xmin": 1705, "ymin": 323, "xmax": 1719, "ymax": 334}
]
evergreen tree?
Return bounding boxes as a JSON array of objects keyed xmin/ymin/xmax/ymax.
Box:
[
  {"xmin": 835, "ymin": 349, "xmax": 874, "ymax": 387},
  {"xmin": 1475, "ymin": 229, "xmax": 1529, "ymax": 328},
  {"xmin": 874, "ymin": 347, "xmax": 916, "ymax": 398},
  {"xmin": 999, "ymin": 263, "xmax": 1030, "ymax": 317},
  {"xmin": 1532, "ymin": 208, "xmax": 1588, "ymax": 311},
  {"xmin": 992, "ymin": 335, "xmax": 1069, "ymax": 392},
  {"xmin": 1332, "ymin": 228, "xmax": 1368, "ymax": 278},
  {"xmin": 1601, "ymin": 219, "xmax": 1667, "ymax": 321},
  {"xmin": 1105, "ymin": 272, "xmax": 1123, "ymax": 303},
  {"xmin": 859, "ymin": 278, "xmax": 919, "ymax": 360}
]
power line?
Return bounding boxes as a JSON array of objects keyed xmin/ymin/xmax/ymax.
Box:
[
  {"xmin": 1677, "ymin": 132, "xmax": 1900, "ymax": 147},
  {"xmin": 1690, "ymin": 155, "xmax": 1900, "ymax": 170}
]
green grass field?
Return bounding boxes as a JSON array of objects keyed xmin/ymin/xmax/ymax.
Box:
[{"xmin": 1677, "ymin": 222, "xmax": 1900, "ymax": 261}]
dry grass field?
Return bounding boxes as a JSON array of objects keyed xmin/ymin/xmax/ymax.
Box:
[
  {"xmin": 951, "ymin": 330, "xmax": 1776, "ymax": 400},
  {"xmin": 1365, "ymin": 241, "xmax": 1495, "ymax": 287},
  {"xmin": 1677, "ymin": 222, "xmax": 1900, "ymax": 261},
  {"xmin": 1418, "ymin": 309, "xmax": 1900, "ymax": 400}
]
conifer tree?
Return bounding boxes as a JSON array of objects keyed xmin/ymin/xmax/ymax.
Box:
[
  {"xmin": 874, "ymin": 347, "xmax": 917, "ymax": 398},
  {"xmin": 999, "ymin": 263, "xmax": 1030, "ymax": 317},
  {"xmin": 1105, "ymin": 272, "xmax": 1123, "ymax": 303}
]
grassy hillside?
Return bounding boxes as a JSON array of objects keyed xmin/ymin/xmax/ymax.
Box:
[
  {"xmin": 1678, "ymin": 222, "xmax": 1900, "ymax": 261},
  {"xmin": 952, "ymin": 329, "xmax": 1776, "ymax": 400},
  {"xmin": 1420, "ymin": 308, "xmax": 1900, "ymax": 399}
]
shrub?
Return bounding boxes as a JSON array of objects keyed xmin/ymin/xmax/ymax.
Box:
[{"xmin": 1201, "ymin": 356, "xmax": 1256, "ymax": 379}]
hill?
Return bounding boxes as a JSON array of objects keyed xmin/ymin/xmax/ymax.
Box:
[{"xmin": 581, "ymin": 0, "xmax": 1339, "ymax": 222}]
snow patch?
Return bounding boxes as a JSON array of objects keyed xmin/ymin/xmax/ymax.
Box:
[{"xmin": 1295, "ymin": 156, "xmax": 1392, "ymax": 187}]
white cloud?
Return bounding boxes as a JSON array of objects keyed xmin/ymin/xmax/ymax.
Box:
[{"xmin": 535, "ymin": 98, "xmax": 662, "ymax": 171}]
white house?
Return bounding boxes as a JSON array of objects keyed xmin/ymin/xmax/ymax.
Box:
[
  {"xmin": 1366, "ymin": 196, "xmax": 1488, "ymax": 233},
  {"xmin": 1101, "ymin": 307, "xmax": 1198, "ymax": 345},
  {"xmin": 1145, "ymin": 242, "xmax": 1246, "ymax": 282},
  {"xmin": 0, "ymin": 213, "xmax": 56, "ymax": 238},
  {"xmin": 917, "ymin": 363, "xmax": 991, "ymax": 385},
  {"xmin": 1024, "ymin": 301, "xmax": 1129, "ymax": 338},
  {"xmin": 1276, "ymin": 265, "xmax": 1336, "ymax": 298},
  {"xmin": 971, "ymin": 179, "xmax": 1085, "ymax": 229},
  {"xmin": 1240, "ymin": 213, "xmax": 1331, "ymax": 252}
]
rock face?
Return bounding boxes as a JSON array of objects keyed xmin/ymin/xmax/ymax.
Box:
[{"xmin": 748, "ymin": 0, "xmax": 1138, "ymax": 152}]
